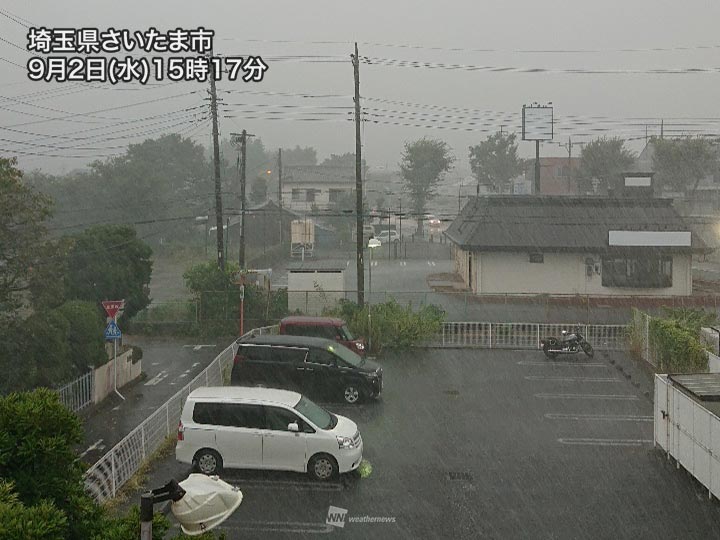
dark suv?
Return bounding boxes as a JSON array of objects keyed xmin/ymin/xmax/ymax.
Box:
[{"xmin": 231, "ymin": 335, "xmax": 383, "ymax": 404}]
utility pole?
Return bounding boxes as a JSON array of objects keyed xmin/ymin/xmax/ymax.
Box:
[
  {"xmin": 559, "ymin": 137, "xmax": 585, "ymax": 194},
  {"xmin": 352, "ymin": 42, "xmax": 365, "ymax": 306},
  {"xmin": 231, "ymin": 130, "xmax": 253, "ymax": 269},
  {"xmin": 387, "ymin": 206, "xmax": 391, "ymax": 260},
  {"xmin": 534, "ymin": 140, "xmax": 541, "ymax": 194},
  {"xmin": 209, "ymin": 54, "xmax": 224, "ymax": 270},
  {"xmin": 398, "ymin": 199, "xmax": 402, "ymax": 248},
  {"xmin": 278, "ymin": 148, "xmax": 283, "ymax": 244}
]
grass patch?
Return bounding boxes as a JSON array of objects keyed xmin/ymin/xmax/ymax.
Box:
[
  {"xmin": 357, "ymin": 459, "xmax": 373, "ymax": 479},
  {"xmin": 103, "ymin": 435, "xmax": 177, "ymax": 514}
]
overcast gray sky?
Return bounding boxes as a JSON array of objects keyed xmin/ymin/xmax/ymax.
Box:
[{"xmin": 2, "ymin": 0, "xmax": 720, "ymax": 174}]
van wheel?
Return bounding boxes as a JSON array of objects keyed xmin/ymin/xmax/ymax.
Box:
[
  {"xmin": 342, "ymin": 384, "xmax": 363, "ymax": 404},
  {"xmin": 308, "ymin": 453, "xmax": 338, "ymax": 481},
  {"xmin": 194, "ymin": 449, "xmax": 222, "ymax": 475}
]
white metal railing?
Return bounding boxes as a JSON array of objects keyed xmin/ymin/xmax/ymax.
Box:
[
  {"xmin": 434, "ymin": 322, "xmax": 628, "ymax": 350},
  {"xmin": 55, "ymin": 370, "xmax": 94, "ymax": 413},
  {"xmin": 83, "ymin": 325, "xmax": 280, "ymax": 504}
]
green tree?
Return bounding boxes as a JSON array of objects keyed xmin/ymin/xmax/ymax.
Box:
[
  {"xmin": 0, "ymin": 389, "xmax": 106, "ymax": 540},
  {"xmin": 64, "ymin": 225, "xmax": 153, "ymax": 319},
  {"xmin": 399, "ymin": 138, "xmax": 455, "ymax": 235},
  {"xmin": 56, "ymin": 300, "xmax": 107, "ymax": 371},
  {"xmin": 0, "ymin": 481, "xmax": 68, "ymax": 540},
  {"xmin": 578, "ymin": 137, "xmax": 635, "ymax": 194},
  {"xmin": 0, "ymin": 157, "xmax": 52, "ymax": 322},
  {"xmin": 468, "ymin": 133, "xmax": 522, "ymax": 193},
  {"xmin": 652, "ymin": 137, "xmax": 719, "ymax": 197},
  {"xmin": 250, "ymin": 176, "xmax": 268, "ymax": 204},
  {"xmin": 280, "ymin": 145, "xmax": 317, "ymax": 166}
]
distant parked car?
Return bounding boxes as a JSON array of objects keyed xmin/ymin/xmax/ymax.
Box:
[
  {"xmin": 427, "ymin": 215, "xmax": 442, "ymax": 228},
  {"xmin": 280, "ymin": 316, "xmax": 366, "ymax": 356},
  {"xmin": 376, "ymin": 230, "xmax": 399, "ymax": 243}
]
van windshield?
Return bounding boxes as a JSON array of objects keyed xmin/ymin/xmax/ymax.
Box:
[
  {"xmin": 329, "ymin": 344, "xmax": 363, "ymax": 367},
  {"xmin": 294, "ymin": 396, "xmax": 336, "ymax": 430}
]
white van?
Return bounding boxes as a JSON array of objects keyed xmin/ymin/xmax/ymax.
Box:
[{"xmin": 176, "ymin": 387, "xmax": 363, "ymax": 481}]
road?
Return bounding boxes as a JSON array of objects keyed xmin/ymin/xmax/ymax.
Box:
[
  {"xmin": 128, "ymin": 348, "xmax": 720, "ymax": 539},
  {"xmin": 79, "ymin": 336, "xmax": 224, "ymax": 464}
]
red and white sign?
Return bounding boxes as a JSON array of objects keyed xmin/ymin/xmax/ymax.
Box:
[{"xmin": 102, "ymin": 300, "xmax": 124, "ymax": 319}]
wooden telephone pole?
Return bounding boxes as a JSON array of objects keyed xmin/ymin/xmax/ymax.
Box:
[
  {"xmin": 231, "ymin": 130, "xmax": 253, "ymax": 268},
  {"xmin": 352, "ymin": 43, "xmax": 365, "ymax": 306},
  {"xmin": 209, "ymin": 55, "xmax": 224, "ymax": 270}
]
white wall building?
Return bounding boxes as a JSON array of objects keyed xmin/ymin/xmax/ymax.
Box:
[
  {"xmin": 282, "ymin": 165, "xmax": 355, "ymax": 213},
  {"xmin": 287, "ymin": 260, "xmax": 346, "ymax": 315},
  {"xmin": 445, "ymin": 196, "xmax": 708, "ymax": 297}
]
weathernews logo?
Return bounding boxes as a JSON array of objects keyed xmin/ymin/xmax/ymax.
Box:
[
  {"xmin": 326, "ymin": 506, "xmax": 396, "ymax": 529},
  {"xmin": 326, "ymin": 506, "xmax": 348, "ymax": 528}
]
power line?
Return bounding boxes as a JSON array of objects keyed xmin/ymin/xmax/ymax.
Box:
[{"xmin": 360, "ymin": 56, "xmax": 720, "ymax": 75}]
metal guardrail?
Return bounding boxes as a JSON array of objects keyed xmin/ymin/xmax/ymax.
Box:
[
  {"xmin": 432, "ymin": 322, "xmax": 628, "ymax": 350},
  {"xmin": 83, "ymin": 324, "xmax": 279, "ymax": 504},
  {"xmin": 55, "ymin": 370, "xmax": 94, "ymax": 413}
]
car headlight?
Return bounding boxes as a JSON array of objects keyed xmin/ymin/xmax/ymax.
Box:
[
  {"xmin": 337, "ymin": 436, "xmax": 355, "ymax": 450},
  {"xmin": 355, "ymin": 342, "xmax": 365, "ymax": 351}
]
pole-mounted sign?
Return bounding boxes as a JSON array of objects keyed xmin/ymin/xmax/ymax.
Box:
[{"xmin": 102, "ymin": 300, "xmax": 124, "ymax": 319}]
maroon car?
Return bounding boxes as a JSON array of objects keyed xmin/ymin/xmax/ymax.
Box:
[{"xmin": 279, "ymin": 316, "xmax": 366, "ymax": 356}]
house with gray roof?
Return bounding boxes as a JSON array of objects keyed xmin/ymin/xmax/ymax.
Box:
[
  {"xmin": 282, "ymin": 165, "xmax": 355, "ymax": 212},
  {"xmin": 444, "ymin": 195, "xmax": 708, "ymax": 296}
]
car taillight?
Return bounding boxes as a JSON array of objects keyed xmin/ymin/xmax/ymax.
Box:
[{"xmin": 177, "ymin": 421, "xmax": 184, "ymax": 441}]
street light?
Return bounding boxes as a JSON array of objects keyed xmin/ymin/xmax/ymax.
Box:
[
  {"xmin": 367, "ymin": 237, "xmax": 381, "ymax": 352},
  {"xmin": 141, "ymin": 474, "xmax": 242, "ymax": 538}
]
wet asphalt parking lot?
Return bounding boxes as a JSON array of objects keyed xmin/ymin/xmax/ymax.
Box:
[{"xmin": 157, "ymin": 348, "xmax": 720, "ymax": 539}]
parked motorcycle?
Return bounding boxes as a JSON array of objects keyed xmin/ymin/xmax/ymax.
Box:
[{"xmin": 540, "ymin": 326, "xmax": 594, "ymax": 359}]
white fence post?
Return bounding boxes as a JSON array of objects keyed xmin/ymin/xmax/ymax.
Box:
[
  {"xmin": 141, "ymin": 424, "xmax": 146, "ymax": 461},
  {"xmin": 489, "ymin": 323, "xmax": 493, "ymax": 349},
  {"xmin": 166, "ymin": 403, "xmax": 170, "ymax": 435},
  {"xmin": 536, "ymin": 324, "xmax": 540, "ymax": 349},
  {"xmin": 111, "ymin": 449, "xmax": 116, "ymax": 497}
]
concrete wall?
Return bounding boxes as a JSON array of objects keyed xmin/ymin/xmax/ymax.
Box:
[
  {"xmin": 288, "ymin": 270, "xmax": 345, "ymax": 315},
  {"xmin": 93, "ymin": 349, "xmax": 142, "ymax": 404},
  {"xmin": 455, "ymin": 249, "xmax": 692, "ymax": 296}
]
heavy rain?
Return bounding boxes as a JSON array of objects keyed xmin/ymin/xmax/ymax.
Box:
[{"xmin": 2, "ymin": 1, "xmax": 720, "ymax": 538}]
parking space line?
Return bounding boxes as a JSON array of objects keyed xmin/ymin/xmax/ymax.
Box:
[
  {"xmin": 230, "ymin": 480, "xmax": 341, "ymax": 492},
  {"xmin": 144, "ymin": 370, "xmax": 168, "ymax": 386},
  {"xmin": 525, "ymin": 376, "xmax": 620, "ymax": 382},
  {"xmin": 220, "ymin": 521, "xmax": 333, "ymax": 534},
  {"xmin": 518, "ymin": 361, "xmax": 606, "ymax": 367},
  {"xmin": 545, "ymin": 413, "xmax": 653, "ymax": 422},
  {"xmin": 535, "ymin": 393, "xmax": 639, "ymax": 400},
  {"xmin": 558, "ymin": 438, "xmax": 653, "ymax": 446}
]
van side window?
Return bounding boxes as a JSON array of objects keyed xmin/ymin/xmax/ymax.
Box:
[
  {"xmin": 306, "ymin": 349, "xmax": 336, "ymax": 366},
  {"xmin": 192, "ymin": 403, "xmax": 265, "ymax": 429},
  {"xmin": 230, "ymin": 404, "xmax": 266, "ymax": 429},
  {"xmin": 271, "ymin": 347, "xmax": 307, "ymax": 364},
  {"xmin": 264, "ymin": 406, "xmax": 303, "ymax": 431},
  {"xmin": 239, "ymin": 345, "xmax": 270, "ymax": 362}
]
